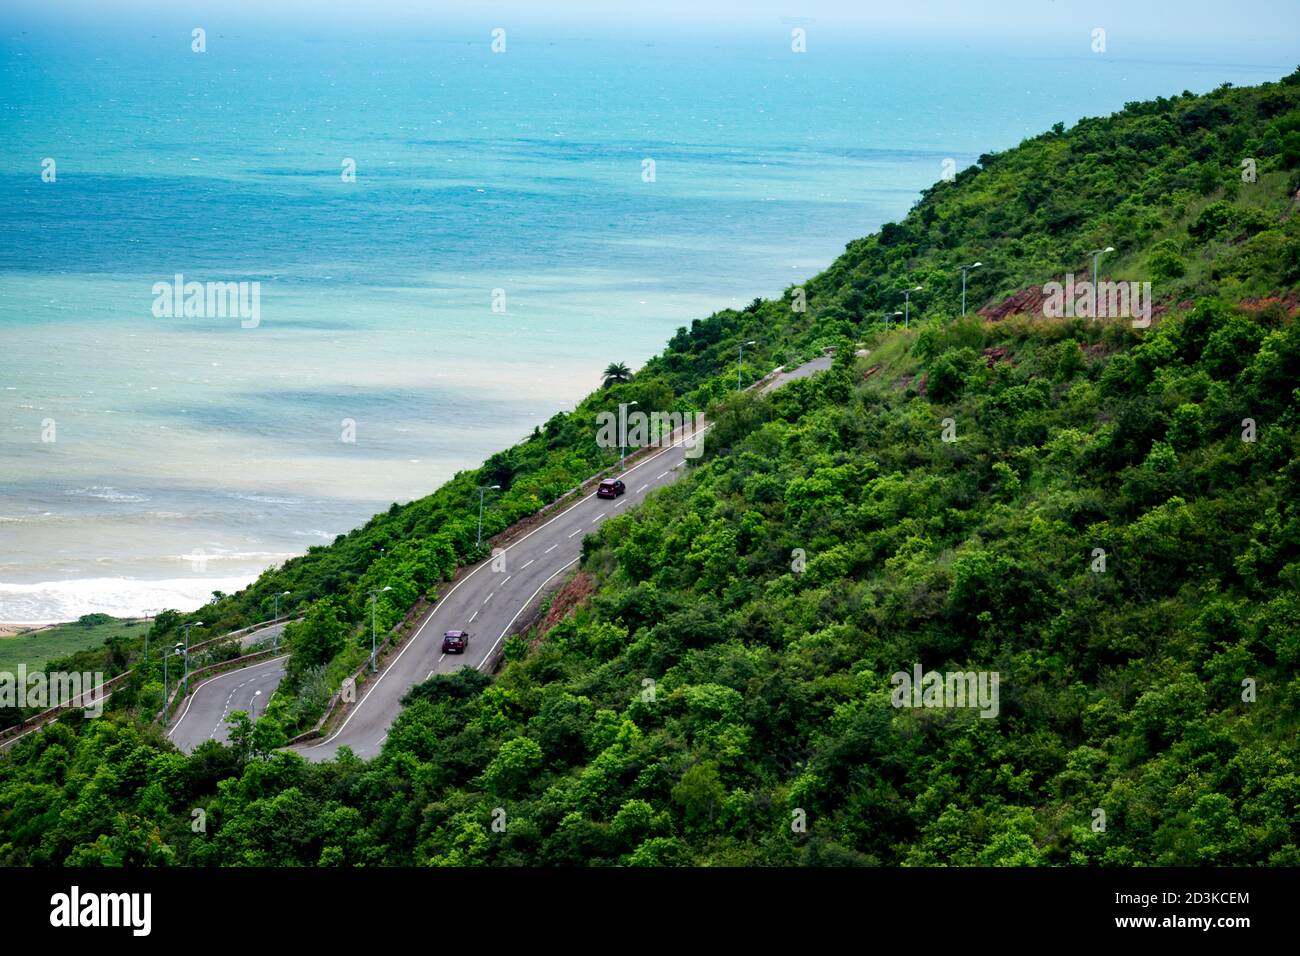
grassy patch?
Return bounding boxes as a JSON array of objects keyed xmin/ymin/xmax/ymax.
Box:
[{"xmin": 0, "ymin": 618, "xmax": 149, "ymax": 673}]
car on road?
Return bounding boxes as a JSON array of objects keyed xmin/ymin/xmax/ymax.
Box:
[
  {"xmin": 442, "ymin": 630, "xmax": 469, "ymax": 653},
  {"xmin": 597, "ymin": 478, "xmax": 626, "ymax": 499}
]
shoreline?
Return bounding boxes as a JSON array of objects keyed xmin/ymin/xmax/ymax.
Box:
[{"xmin": 0, "ymin": 574, "xmax": 260, "ymax": 626}]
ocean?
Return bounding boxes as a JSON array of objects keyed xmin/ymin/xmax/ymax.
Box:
[{"xmin": 0, "ymin": 17, "xmax": 1293, "ymax": 621}]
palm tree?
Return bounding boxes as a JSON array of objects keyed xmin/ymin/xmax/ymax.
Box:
[{"xmin": 602, "ymin": 361, "xmax": 631, "ymax": 389}]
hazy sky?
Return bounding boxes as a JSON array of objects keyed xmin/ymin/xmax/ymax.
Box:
[{"xmin": 3, "ymin": 0, "xmax": 1299, "ymax": 54}]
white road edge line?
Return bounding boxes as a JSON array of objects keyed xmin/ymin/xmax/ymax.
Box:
[{"xmin": 477, "ymin": 556, "xmax": 582, "ymax": 669}]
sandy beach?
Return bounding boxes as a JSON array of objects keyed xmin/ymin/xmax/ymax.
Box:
[{"xmin": 0, "ymin": 623, "xmax": 52, "ymax": 638}]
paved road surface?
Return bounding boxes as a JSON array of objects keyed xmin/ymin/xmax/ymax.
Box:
[
  {"xmin": 163, "ymin": 619, "xmax": 293, "ymax": 753},
  {"xmin": 761, "ymin": 354, "xmax": 833, "ymax": 391},
  {"xmin": 296, "ymin": 434, "xmax": 698, "ymax": 761},
  {"xmin": 167, "ymin": 655, "xmax": 288, "ymax": 753},
  {"xmin": 292, "ymin": 356, "xmax": 832, "ymax": 762},
  {"xmin": 239, "ymin": 621, "xmax": 287, "ymax": 651}
]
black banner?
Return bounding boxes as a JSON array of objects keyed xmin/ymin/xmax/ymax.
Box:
[{"xmin": 0, "ymin": 866, "xmax": 1281, "ymax": 942}]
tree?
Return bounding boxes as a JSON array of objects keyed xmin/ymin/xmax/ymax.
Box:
[
  {"xmin": 250, "ymin": 717, "xmax": 288, "ymax": 759},
  {"xmin": 226, "ymin": 711, "xmax": 254, "ymax": 762},
  {"xmin": 672, "ymin": 760, "xmax": 725, "ymax": 835},
  {"xmin": 482, "ymin": 736, "xmax": 544, "ymax": 796},
  {"xmin": 602, "ymin": 362, "xmax": 631, "ymax": 389},
  {"xmin": 286, "ymin": 600, "xmax": 349, "ymax": 681}
]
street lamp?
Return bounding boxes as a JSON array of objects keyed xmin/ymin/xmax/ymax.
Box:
[
  {"xmin": 270, "ymin": 592, "xmax": 290, "ymax": 652},
  {"xmin": 902, "ymin": 286, "xmax": 922, "ymax": 328},
  {"xmin": 163, "ymin": 642, "xmax": 183, "ymax": 722},
  {"xmin": 272, "ymin": 591, "xmax": 290, "ymax": 652},
  {"xmin": 738, "ymin": 340, "xmax": 756, "ymax": 390},
  {"xmin": 1089, "ymin": 246, "xmax": 1115, "ymax": 319},
  {"xmin": 885, "ymin": 310, "xmax": 903, "ymax": 330},
  {"xmin": 366, "ymin": 587, "xmax": 392, "ymax": 673},
  {"xmin": 250, "ymin": 689, "xmax": 262, "ymax": 721},
  {"xmin": 181, "ymin": 621, "xmax": 202, "ymax": 695},
  {"xmin": 620, "ymin": 400, "xmax": 638, "ymax": 470},
  {"xmin": 143, "ymin": 608, "xmax": 159, "ymax": 664},
  {"xmin": 960, "ymin": 262, "xmax": 982, "ymax": 317},
  {"xmin": 476, "ymin": 485, "xmax": 501, "ymax": 549}
]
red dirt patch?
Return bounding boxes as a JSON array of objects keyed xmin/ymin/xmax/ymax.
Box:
[
  {"xmin": 978, "ymin": 280, "xmax": 1181, "ymax": 322},
  {"xmin": 1237, "ymin": 294, "xmax": 1300, "ymax": 316},
  {"xmin": 979, "ymin": 285, "xmax": 1053, "ymax": 320},
  {"xmin": 983, "ymin": 346, "xmax": 1014, "ymax": 367},
  {"xmin": 537, "ymin": 570, "xmax": 595, "ymax": 638}
]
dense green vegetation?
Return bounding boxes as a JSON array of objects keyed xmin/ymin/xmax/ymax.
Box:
[{"xmin": 2, "ymin": 72, "xmax": 1299, "ymax": 865}]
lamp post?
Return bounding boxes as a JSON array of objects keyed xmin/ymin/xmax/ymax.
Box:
[
  {"xmin": 143, "ymin": 608, "xmax": 159, "ymax": 664},
  {"xmin": 250, "ymin": 689, "xmax": 262, "ymax": 721},
  {"xmin": 960, "ymin": 262, "xmax": 982, "ymax": 317},
  {"xmin": 366, "ymin": 586, "xmax": 392, "ymax": 673},
  {"xmin": 476, "ymin": 485, "xmax": 500, "ymax": 549},
  {"xmin": 1089, "ymin": 246, "xmax": 1114, "ymax": 319},
  {"xmin": 902, "ymin": 286, "xmax": 922, "ymax": 328},
  {"xmin": 164, "ymin": 642, "xmax": 183, "ymax": 722},
  {"xmin": 180, "ymin": 621, "xmax": 202, "ymax": 695},
  {"xmin": 271, "ymin": 595, "xmax": 289, "ymax": 655},
  {"xmin": 619, "ymin": 401, "xmax": 638, "ymax": 470},
  {"xmin": 272, "ymin": 591, "xmax": 290, "ymax": 652},
  {"xmin": 738, "ymin": 340, "xmax": 756, "ymax": 390},
  {"xmin": 885, "ymin": 310, "xmax": 903, "ymax": 330}
]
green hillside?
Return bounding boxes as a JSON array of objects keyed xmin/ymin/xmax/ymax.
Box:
[{"xmin": 2, "ymin": 71, "xmax": 1298, "ymax": 866}]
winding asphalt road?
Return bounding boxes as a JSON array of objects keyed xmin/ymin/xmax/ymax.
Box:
[
  {"xmin": 164, "ymin": 620, "xmax": 291, "ymax": 753},
  {"xmin": 168, "ymin": 655, "xmax": 288, "ymax": 753},
  {"xmin": 165, "ymin": 356, "xmax": 833, "ymax": 760}
]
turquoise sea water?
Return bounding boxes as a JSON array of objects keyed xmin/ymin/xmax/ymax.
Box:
[{"xmin": 0, "ymin": 19, "xmax": 1294, "ymax": 620}]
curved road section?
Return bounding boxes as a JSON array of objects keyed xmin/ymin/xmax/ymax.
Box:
[
  {"xmin": 168, "ymin": 656, "xmax": 288, "ymax": 753},
  {"xmin": 168, "ymin": 357, "xmax": 833, "ymax": 761},
  {"xmin": 165, "ymin": 620, "xmax": 291, "ymax": 753}
]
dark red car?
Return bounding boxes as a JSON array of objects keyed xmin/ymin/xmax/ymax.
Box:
[
  {"xmin": 597, "ymin": 478, "xmax": 626, "ymax": 499},
  {"xmin": 442, "ymin": 630, "xmax": 469, "ymax": 653}
]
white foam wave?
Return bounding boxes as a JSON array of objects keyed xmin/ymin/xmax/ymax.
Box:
[
  {"xmin": 63, "ymin": 486, "xmax": 149, "ymax": 503},
  {"xmin": 0, "ymin": 576, "xmax": 257, "ymax": 624}
]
